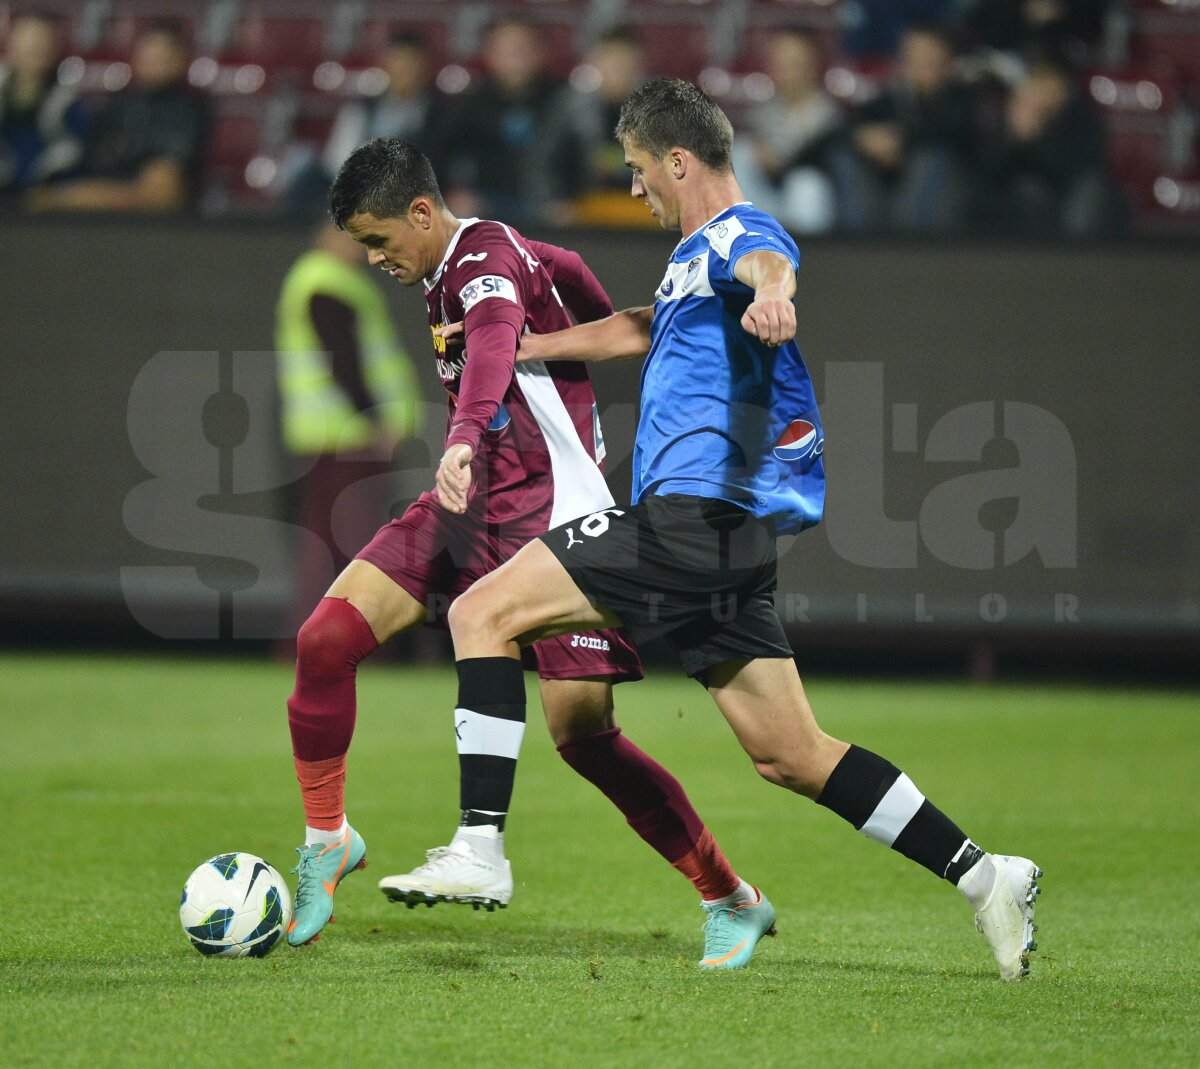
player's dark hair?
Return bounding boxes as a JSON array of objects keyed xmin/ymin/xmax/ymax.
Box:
[
  {"xmin": 328, "ymin": 137, "xmax": 444, "ymax": 228},
  {"xmin": 615, "ymin": 77, "xmax": 733, "ymax": 172}
]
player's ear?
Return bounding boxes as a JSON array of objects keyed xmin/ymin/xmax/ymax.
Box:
[
  {"xmin": 408, "ymin": 196, "xmax": 434, "ymax": 228},
  {"xmin": 669, "ymin": 148, "xmax": 687, "ymax": 180}
]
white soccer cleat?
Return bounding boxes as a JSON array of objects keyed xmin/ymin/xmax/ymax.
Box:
[
  {"xmin": 378, "ymin": 842, "xmax": 513, "ymax": 912},
  {"xmin": 974, "ymin": 854, "xmax": 1043, "ymax": 981}
]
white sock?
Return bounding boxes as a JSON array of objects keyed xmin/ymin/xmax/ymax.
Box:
[
  {"xmin": 702, "ymin": 879, "xmax": 757, "ymax": 910},
  {"xmin": 305, "ymin": 818, "xmax": 348, "ymax": 847},
  {"xmin": 957, "ymin": 853, "xmax": 997, "ymax": 910},
  {"xmin": 451, "ymin": 824, "xmax": 505, "ymax": 866}
]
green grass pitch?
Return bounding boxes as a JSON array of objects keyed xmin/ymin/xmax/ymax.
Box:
[{"xmin": 1, "ymin": 653, "xmax": 1197, "ymax": 1068}]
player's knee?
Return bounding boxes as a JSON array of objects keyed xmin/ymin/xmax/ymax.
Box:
[
  {"xmin": 750, "ymin": 755, "xmax": 825, "ymax": 799},
  {"xmin": 447, "ymin": 586, "xmax": 508, "ymax": 643},
  {"xmin": 295, "ymin": 615, "xmax": 351, "ymax": 680},
  {"xmin": 547, "ymin": 708, "xmax": 615, "ymax": 749},
  {"xmin": 295, "ymin": 599, "xmax": 373, "ymax": 680},
  {"xmin": 751, "ymin": 757, "xmax": 799, "ymax": 791}
]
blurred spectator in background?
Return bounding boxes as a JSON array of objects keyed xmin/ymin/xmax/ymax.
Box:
[
  {"xmin": 27, "ymin": 23, "xmax": 209, "ymax": 212},
  {"xmin": 285, "ymin": 30, "xmax": 450, "ymax": 216},
  {"xmin": 275, "ymin": 220, "xmax": 420, "ymax": 635},
  {"xmin": 958, "ymin": 0, "xmax": 1110, "ymax": 65},
  {"xmin": 832, "ymin": 23, "xmax": 977, "ymax": 232},
  {"xmin": 975, "ymin": 59, "xmax": 1123, "ymax": 237},
  {"xmin": 842, "ymin": 0, "xmax": 956, "ymax": 59},
  {"xmin": 0, "ymin": 12, "xmax": 88, "ymax": 203},
  {"xmin": 734, "ymin": 28, "xmax": 840, "ymax": 233},
  {"xmin": 439, "ymin": 17, "xmax": 573, "ymax": 226},
  {"xmin": 539, "ymin": 25, "xmax": 651, "ymax": 226}
]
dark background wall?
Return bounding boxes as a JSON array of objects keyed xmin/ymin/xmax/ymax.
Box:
[{"xmin": 2, "ymin": 217, "xmax": 1197, "ymax": 670}]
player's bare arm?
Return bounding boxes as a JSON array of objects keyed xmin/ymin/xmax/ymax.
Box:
[
  {"xmin": 437, "ymin": 308, "xmax": 654, "ymax": 364},
  {"xmin": 517, "ymin": 306, "xmax": 655, "ymax": 364},
  {"xmin": 734, "ymin": 250, "xmax": 797, "ymax": 347}
]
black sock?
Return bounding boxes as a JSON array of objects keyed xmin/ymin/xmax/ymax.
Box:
[
  {"xmin": 817, "ymin": 745, "xmax": 986, "ymax": 883},
  {"xmin": 454, "ymin": 657, "xmax": 526, "ymax": 827}
]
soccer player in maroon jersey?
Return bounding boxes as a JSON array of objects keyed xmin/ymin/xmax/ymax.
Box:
[{"xmin": 284, "ymin": 138, "xmax": 768, "ymax": 959}]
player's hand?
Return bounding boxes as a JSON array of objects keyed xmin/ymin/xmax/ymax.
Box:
[
  {"xmin": 435, "ymin": 443, "xmax": 473, "ymax": 514},
  {"xmin": 433, "ymin": 321, "xmax": 464, "ymax": 345},
  {"xmin": 741, "ymin": 288, "xmax": 796, "ymax": 347}
]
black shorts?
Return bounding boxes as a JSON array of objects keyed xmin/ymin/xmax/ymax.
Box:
[{"xmin": 540, "ymin": 494, "xmax": 793, "ymax": 682}]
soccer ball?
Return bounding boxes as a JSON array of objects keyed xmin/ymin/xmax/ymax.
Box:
[{"xmin": 179, "ymin": 852, "xmax": 292, "ymax": 958}]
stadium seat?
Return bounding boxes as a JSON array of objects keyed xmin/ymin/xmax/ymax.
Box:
[
  {"xmin": 1150, "ymin": 171, "xmax": 1200, "ymax": 213},
  {"xmin": 1131, "ymin": 6, "xmax": 1200, "ymax": 83},
  {"xmin": 624, "ymin": 1, "xmax": 724, "ymax": 81},
  {"xmin": 349, "ymin": 17, "xmax": 454, "ymax": 70},
  {"xmin": 1089, "ymin": 69, "xmax": 1178, "ymax": 178},
  {"xmin": 203, "ymin": 106, "xmax": 259, "ymax": 177},
  {"xmin": 459, "ymin": 0, "xmax": 588, "ymax": 76},
  {"xmin": 743, "ymin": 0, "xmax": 846, "ymax": 40},
  {"xmin": 1117, "ymin": 169, "xmax": 1200, "ymax": 236},
  {"xmin": 225, "ymin": 15, "xmax": 328, "ymax": 70},
  {"xmin": 738, "ymin": 24, "xmax": 844, "ymax": 72},
  {"xmin": 207, "ymin": 106, "xmax": 262, "ymax": 167}
]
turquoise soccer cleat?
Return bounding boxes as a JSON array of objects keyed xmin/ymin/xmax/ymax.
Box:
[
  {"xmin": 698, "ymin": 887, "xmax": 777, "ymax": 970},
  {"xmin": 287, "ymin": 826, "xmax": 367, "ymax": 946}
]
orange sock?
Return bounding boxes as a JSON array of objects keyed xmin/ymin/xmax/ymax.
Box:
[
  {"xmin": 293, "ymin": 753, "xmax": 347, "ymax": 830},
  {"xmin": 671, "ymin": 828, "xmax": 741, "ymax": 900}
]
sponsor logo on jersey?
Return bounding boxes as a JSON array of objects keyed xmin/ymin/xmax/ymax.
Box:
[
  {"xmin": 570, "ymin": 634, "xmax": 610, "ymax": 651},
  {"xmin": 431, "ymin": 322, "xmax": 456, "ymax": 354},
  {"xmin": 487, "ymin": 402, "xmax": 511, "ymax": 433},
  {"xmin": 457, "ymin": 251, "xmax": 488, "ymax": 266},
  {"xmin": 773, "ymin": 418, "xmax": 824, "ymax": 461},
  {"xmin": 460, "ymin": 274, "xmax": 517, "ymax": 311},
  {"xmin": 655, "ymin": 252, "xmax": 712, "ymax": 303},
  {"xmin": 703, "ymin": 214, "xmax": 747, "ymax": 260},
  {"xmin": 436, "ymin": 352, "xmax": 467, "ymax": 381}
]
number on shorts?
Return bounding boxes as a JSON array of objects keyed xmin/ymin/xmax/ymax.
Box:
[{"xmin": 579, "ymin": 508, "xmax": 625, "ymax": 538}]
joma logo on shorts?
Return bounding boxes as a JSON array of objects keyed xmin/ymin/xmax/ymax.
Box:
[{"xmin": 569, "ymin": 635, "xmax": 610, "ymax": 651}]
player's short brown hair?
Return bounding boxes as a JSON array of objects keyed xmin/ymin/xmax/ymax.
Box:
[
  {"xmin": 328, "ymin": 137, "xmax": 444, "ymax": 227},
  {"xmin": 615, "ymin": 78, "xmax": 733, "ymax": 173}
]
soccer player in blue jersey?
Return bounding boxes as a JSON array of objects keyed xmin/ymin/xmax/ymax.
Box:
[{"xmin": 437, "ymin": 79, "xmax": 1043, "ymax": 978}]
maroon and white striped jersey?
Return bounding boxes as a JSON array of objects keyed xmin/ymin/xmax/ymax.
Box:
[{"xmin": 423, "ymin": 218, "xmax": 614, "ymax": 535}]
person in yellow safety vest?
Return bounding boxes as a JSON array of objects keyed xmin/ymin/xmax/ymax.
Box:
[{"xmin": 275, "ymin": 220, "xmax": 421, "ymax": 638}]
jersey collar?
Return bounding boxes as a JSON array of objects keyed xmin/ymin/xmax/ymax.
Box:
[
  {"xmin": 424, "ymin": 217, "xmax": 482, "ymax": 291},
  {"xmin": 674, "ymin": 201, "xmax": 753, "ymax": 254}
]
